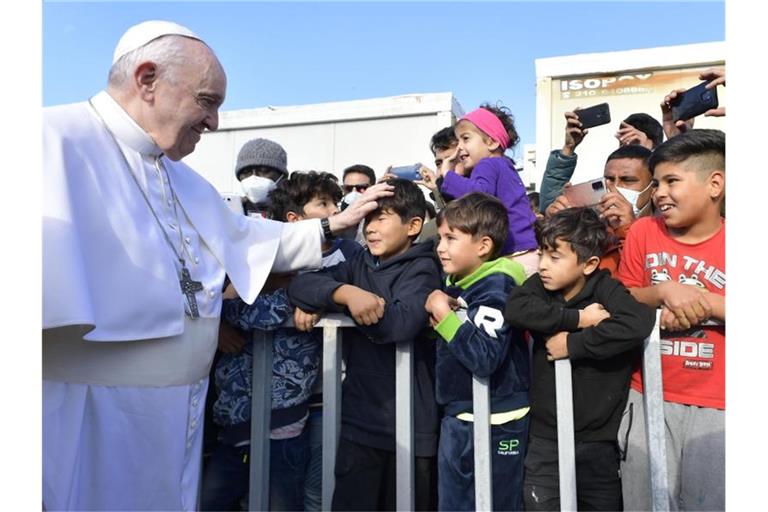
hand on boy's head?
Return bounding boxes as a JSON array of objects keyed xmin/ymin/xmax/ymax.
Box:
[
  {"xmin": 328, "ymin": 182, "xmax": 394, "ymax": 234},
  {"xmin": 293, "ymin": 307, "xmax": 320, "ymax": 332},
  {"xmin": 657, "ymin": 281, "xmax": 712, "ymax": 330},
  {"xmin": 597, "ymin": 182, "xmax": 634, "ymax": 229},
  {"xmin": 615, "ymin": 122, "xmax": 651, "ymax": 148},
  {"xmin": 661, "ymin": 89, "xmax": 696, "ymax": 139},
  {"xmin": 563, "ymin": 111, "xmax": 587, "ymax": 154},
  {"xmin": 545, "ymin": 185, "xmax": 573, "ymax": 217},
  {"xmin": 545, "ymin": 331, "xmax": 569, "ymax": 361},
  {"xmin": 217, "ymin": 321, "xmax": 247, "ymax": 354},
  {"xmin": 425, "ymin": 290, "xmax": 457, "ymax": 324}
]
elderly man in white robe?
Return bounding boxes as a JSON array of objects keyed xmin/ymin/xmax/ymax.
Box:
[{"xmin": 42, "ymin": 20, "xmax": 390, "ymax": 511}]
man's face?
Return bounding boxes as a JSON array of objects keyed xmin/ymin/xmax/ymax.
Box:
[
  {"xmin": 342, "ymin": 172, "xmax": 372, "ymax": 195},
  {"xmin": 150, "ymin": 41, "xmax": 227, "ymax": 160},
  {"xmin": 603, "ymin": 158, "xmax": 653, "ymax": 209}
]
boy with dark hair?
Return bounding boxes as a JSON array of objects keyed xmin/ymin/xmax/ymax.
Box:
[
  {"xmin": 201, "ymin": 171, "xmax": 362, "ymax": 512},
  {"xmin": 287, "ymin": 179, "xmax": 441, "ymax": 511},
  {"xmin": 425, "ymin": 192, "xmax": 530, "ymax": 511},
  {"xmin": 617, "ymin": 129, "xmax": 726, "ymax": 511},
  {"xmin": 505, "ymin": 207, "xmax": 656, "ymax": 511}
]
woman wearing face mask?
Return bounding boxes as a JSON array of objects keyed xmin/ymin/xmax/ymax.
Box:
[{"xmin": 235, "ymin": 138, "xmax": 288, "ymax": 218}]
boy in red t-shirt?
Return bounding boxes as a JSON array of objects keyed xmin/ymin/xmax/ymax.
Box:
[{"xmin": 617, "ymin": 129, "xmax": 725, "ymax": 510}]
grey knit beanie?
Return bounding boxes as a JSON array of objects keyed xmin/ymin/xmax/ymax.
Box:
[{"xmin": 235, "ymin": 138, "xmax": 288, "ymax": 177}]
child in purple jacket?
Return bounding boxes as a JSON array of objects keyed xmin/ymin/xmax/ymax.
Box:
[{"xmin": 437, "ymin": 104, "xmax": 539, "ymax": 276}]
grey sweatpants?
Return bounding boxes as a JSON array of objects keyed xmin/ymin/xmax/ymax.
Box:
[{"xmin": 617, "ymin": 388, "xmax": 725, "ymax": 511}]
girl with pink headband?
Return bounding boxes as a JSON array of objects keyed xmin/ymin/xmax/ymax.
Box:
[{"xmin": 437, "ymin": 103, "xmax": 539, "ymax": 276}]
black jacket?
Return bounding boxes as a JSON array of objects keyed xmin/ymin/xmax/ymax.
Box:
[
  {"xmin": 287, "ymin": 241, "xmax": 441, "ymax": 457},
  {"xmin": 504, "ymin": 269, "xmax": 655, "ymax": 443}
]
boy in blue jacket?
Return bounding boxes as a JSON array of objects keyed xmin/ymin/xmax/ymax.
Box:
[
  {"xmin": 287, "ymin": 179, "xmax": 441, "ymax": 511},
  {"xmin": 425, "ymin": 192, "xmax": 530, "ymax": 511}
]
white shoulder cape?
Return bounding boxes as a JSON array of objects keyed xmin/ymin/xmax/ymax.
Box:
[{"xmin": 43, "ymin": 95, "xmax": 309, "ymax": 341}]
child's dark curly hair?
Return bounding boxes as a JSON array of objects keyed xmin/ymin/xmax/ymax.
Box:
[
  {"xmin": 479, "ymin": 102, "xmax": 520, "ymax": 150},
  {"xmin": 268, "ymin": 170, "xmax": 342, "ymax": 221}
]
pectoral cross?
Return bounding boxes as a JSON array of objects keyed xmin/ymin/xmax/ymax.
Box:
[{"xmin": 180, "ymin": 266, "xmax": 203, "ymax": 319}]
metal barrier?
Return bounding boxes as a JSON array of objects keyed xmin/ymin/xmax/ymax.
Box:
[
  {"xmin": 554, "ymin": 309, "xmax": 667, "ymax": 512},
  {"xmin": 245, "ymin": 314, "xmax": 495, "ymax": 511},
  {"xmin": 243, "ymin": 308, "xmax": 717, "ymax": 512}
]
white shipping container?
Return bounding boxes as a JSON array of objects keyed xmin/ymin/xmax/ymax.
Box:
[
  {"xmin": 534, "ymin": 42, "xmax": 725, "ymax": 191},
  {"xmin": 183, "ymin": 92, "xmax": 465, "ymax": 195}
]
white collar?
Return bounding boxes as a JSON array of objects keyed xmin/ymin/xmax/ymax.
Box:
[{"xmin": 89, "ymin": 90, "xmax": 163, "ymax": 157}]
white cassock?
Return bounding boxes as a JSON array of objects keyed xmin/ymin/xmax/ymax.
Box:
[{"xmin": 42, "ymin": 90, "xmax": 323, "ymax": 511}]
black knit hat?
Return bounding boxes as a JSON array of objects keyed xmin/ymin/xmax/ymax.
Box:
[{"xmin": 235, "ymin": 138, "xmax": 288, "ymax": 177}]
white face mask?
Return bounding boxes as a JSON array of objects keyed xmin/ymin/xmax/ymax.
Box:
[
  {"xmin": 616, "ymin": 181, "xmax": 653, "ymax": 217},
  {"xmin": 241, "ymin": 175, "xmax": 278, "ymax": 204},
  {"xmin": 342, "ymin": 191, "xmax": 360, "ymax": 207}
]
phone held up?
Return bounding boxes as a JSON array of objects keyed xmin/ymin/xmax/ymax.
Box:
[
  {"xmin": 670, "ymin": 80, "xmax": 719, "ymax": 122},
  {"xmin": 564, "ymin": 178, "xmax": 606, "ymax": 208},
  {"xmin": 389, "ymin": 163, "xmax": 422, "ymax": 181},
  {"xmin": 574, "ymin": 103, "xmax": 611, "ymax": 129}
]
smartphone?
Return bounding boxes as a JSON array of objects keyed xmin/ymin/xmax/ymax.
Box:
[
  {"xmin": 222, "ymin": 193, "xmax": 245, "ymax": 215},
  {"xmin": 390, "ymin": 163, "xmax": 422, "ymax": 181},
  {"xmin": 564, "ymin": 178, "xmax": 606, "ymax": 208},
  {"xmin": 574, "ymin": 103, "xmax": 611, "ymax": 129},
  {"xmin": 671, "ymin": 80, "xmax": 719, "ymax": 122}
]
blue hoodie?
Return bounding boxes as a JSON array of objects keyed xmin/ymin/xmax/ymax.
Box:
[{"xmin": 433, "ymin": 258, "xmax": 530, "ymax": 416}]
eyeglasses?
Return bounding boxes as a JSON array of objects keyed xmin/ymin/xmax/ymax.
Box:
[{"xmin": 343, "ymin": 184, "xmax": 370, "ymax": 193}]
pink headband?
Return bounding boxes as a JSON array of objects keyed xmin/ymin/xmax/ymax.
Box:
[{"xmin": 460, "ymin": 108, "xmax": 510, "ymax": 150}]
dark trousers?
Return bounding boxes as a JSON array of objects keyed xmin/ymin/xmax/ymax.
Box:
[
  {"xmin": 200, "ymin": 428, "xmax": 311, "ymax": 511},
  {"xmin": 437, "ymin": 415, "xmax": 528, "ymax": 511},
  {"xmin": 331, "ymin": 437, "xmax": 437, "ymax": 511},
  {"xmin": 523, "ymin": 435, "xmax": 622, "ymax": 511}
]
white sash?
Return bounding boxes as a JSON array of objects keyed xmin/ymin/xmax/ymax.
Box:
[{"xmin": 42, "ymin": 316, "xmax": 220, "ymax": 387}]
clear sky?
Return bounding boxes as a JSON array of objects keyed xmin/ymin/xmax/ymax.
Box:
[{"xmin": 43, "ymin": 0, "xmax": 725, "ymax": 151}]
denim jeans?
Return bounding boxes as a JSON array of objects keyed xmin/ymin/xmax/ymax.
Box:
[{"xmin": 201, "ymin": 427, "xmax": 311, "ymax": 511}]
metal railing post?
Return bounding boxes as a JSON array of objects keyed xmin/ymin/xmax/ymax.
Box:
[
  {"xmin": 321, "ymin": 317, "xmax": 344, "ymax": 511},
  {"xmin": 248, "ymin": 329, "xmax": 273, "ymax": 511},
  {"xmin": 395, "ymin": 341, "xmax": 414, "ymax": 511},
  {"xmin": 472, "ymin": 376, "xmax": 493, "ymax": 510},
  {"xmin": 643, "ymin": 310, "xmax": 669, "ymax": 512},
  {"xmin": 555, "ymin": 359, "xmax": 577, "ymax": 511}
]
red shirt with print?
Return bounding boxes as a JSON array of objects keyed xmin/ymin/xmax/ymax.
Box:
[{"xmin": 617, "ymin": 216, "xmax": 725, "ymax": 410}]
